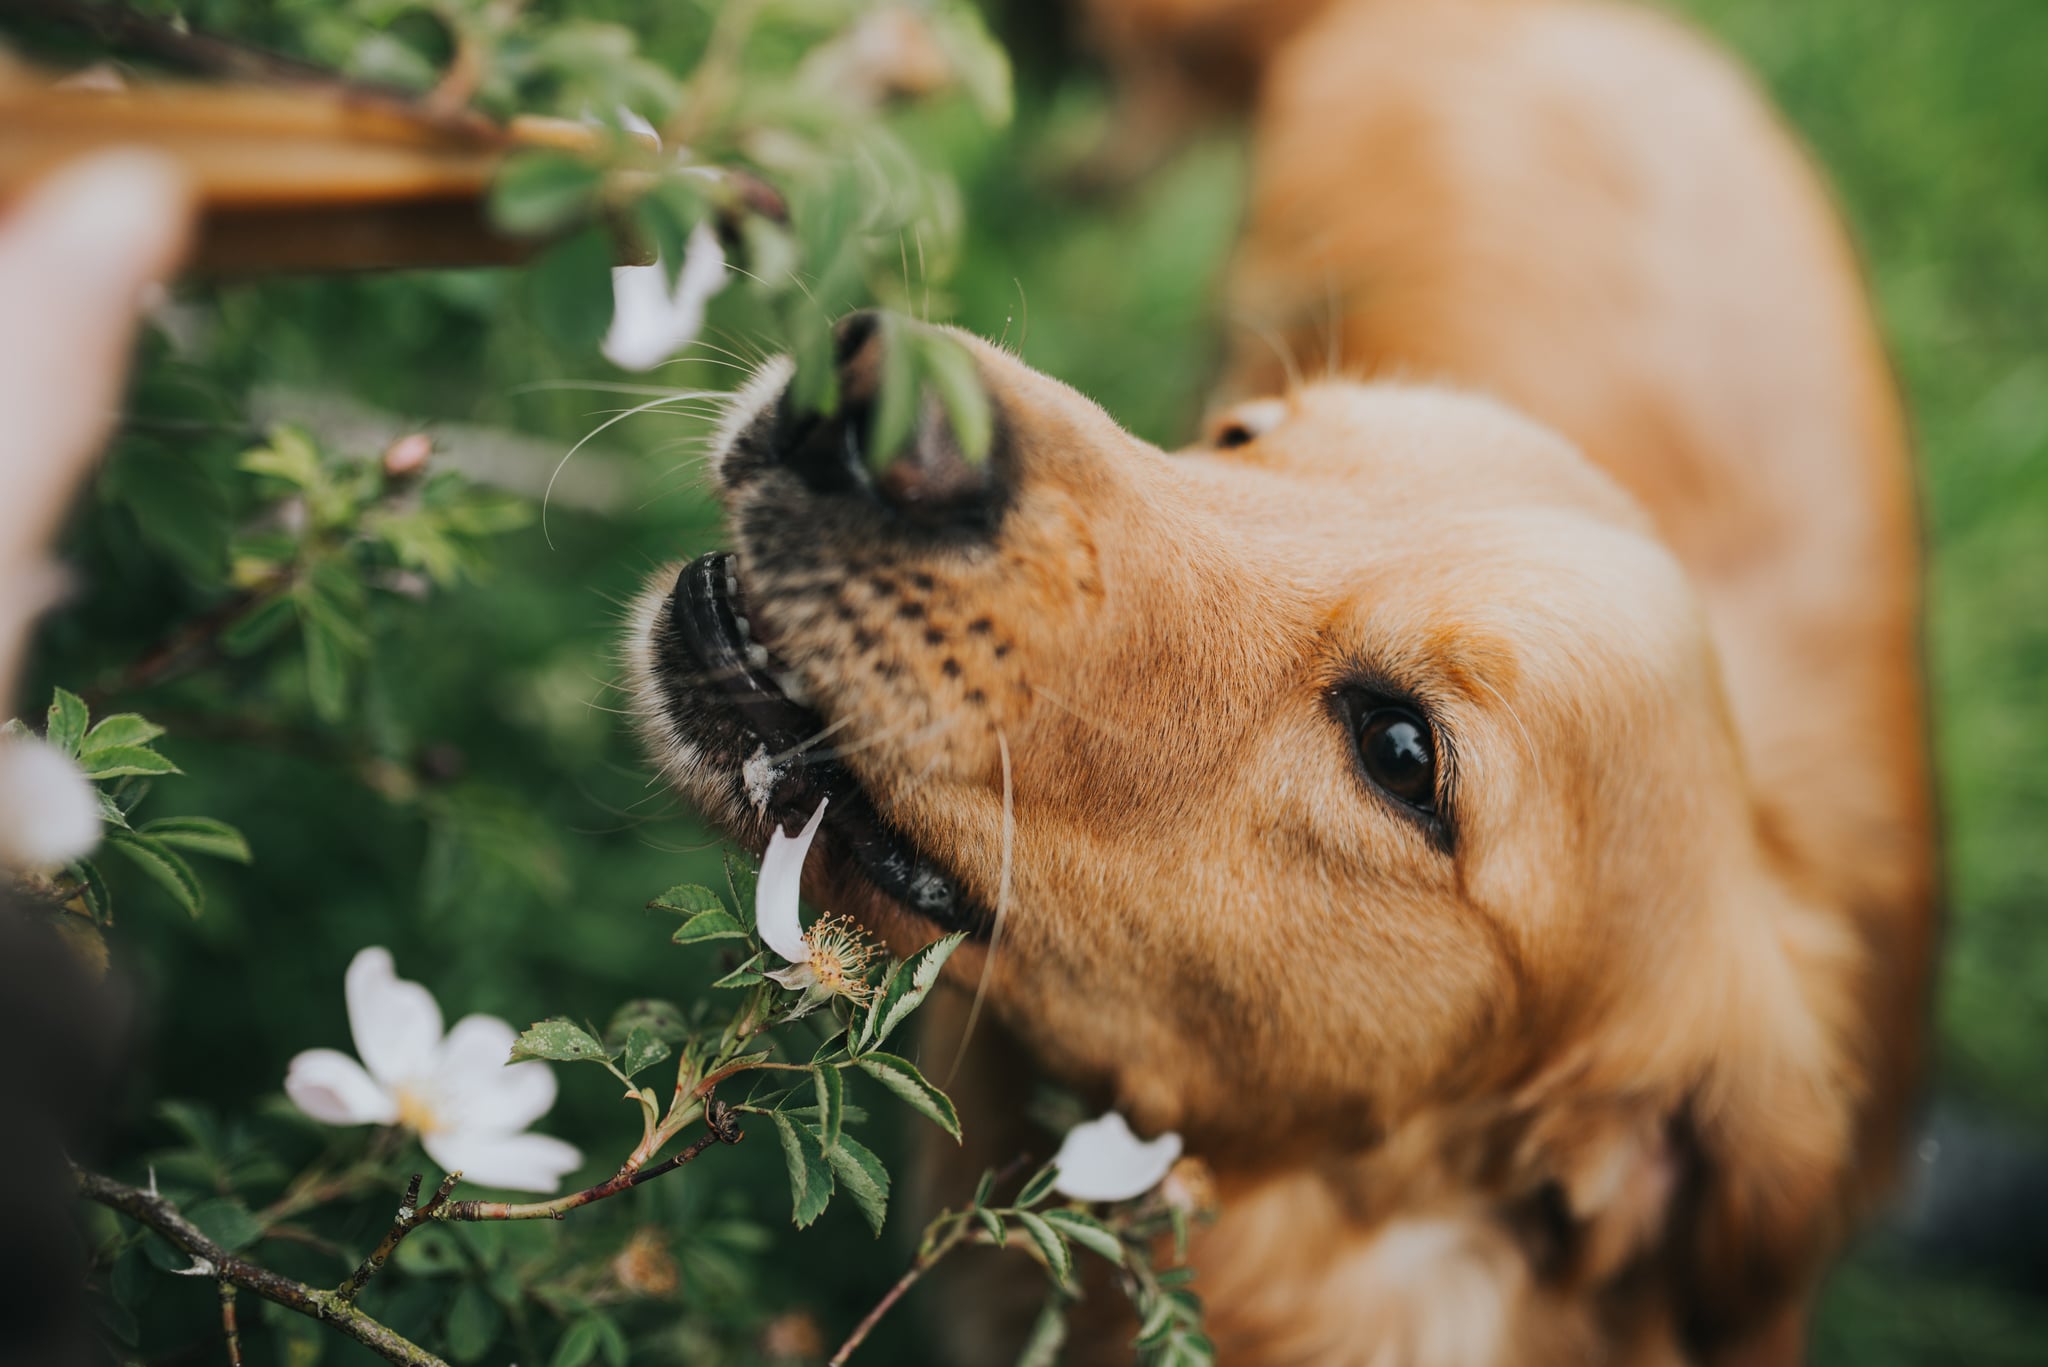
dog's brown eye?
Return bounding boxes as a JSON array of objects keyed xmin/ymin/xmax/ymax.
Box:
[{"xmin": 1357, "ymin": 708, "xmax": 1437, "ymax": 810}]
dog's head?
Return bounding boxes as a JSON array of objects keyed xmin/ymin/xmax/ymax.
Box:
[{"xmin": 629, "ymin": 314, "xmax": 1855, "ymax": 1327}]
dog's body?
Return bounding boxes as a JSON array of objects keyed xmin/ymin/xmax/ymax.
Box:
[{"xmin": 630, "ymin": 1, "xmax": 1934, "ymax": 1363}]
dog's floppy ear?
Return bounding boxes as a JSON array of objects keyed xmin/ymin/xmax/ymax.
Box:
[{"xmin": 1667, "ymin": 877, "xmax": 1863, "ymax": 1360}]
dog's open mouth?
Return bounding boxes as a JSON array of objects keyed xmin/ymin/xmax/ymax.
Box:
[{"xmin": 659, "ymin": 551, "xmax": 993, "ymax": 940}]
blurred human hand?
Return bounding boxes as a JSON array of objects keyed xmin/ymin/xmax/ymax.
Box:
[{"xmin": 0, "ymin": 150, "xmax": 193, "ymax": 708}]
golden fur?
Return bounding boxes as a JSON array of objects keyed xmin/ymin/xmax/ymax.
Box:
[{"xmin": 629, "ymin": 0, "xmax": 1934, "ymax": 1362}]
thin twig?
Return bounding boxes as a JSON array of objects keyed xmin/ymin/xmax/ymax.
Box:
[
  {"xmin": 219, "ymin": 1281, "xmax": 243, "ymax": 1367},
  {"xmin": 80, "ymin": 573, "xmax": 288, "ymax": 709},
  {"xmin": 828, "ymin": 1219, "xmax": 969, "ymax": 1366},
  {"xmin": 336, "ymin": 1170, "xmax": 460, "ymax": 1306},
  {"xmin": 74, "ymin": 1165, "xmax": 449, "ymax": 1367},
  {"xmin": 439, "ymin": 1101, "xmax": 743, "ymax": 1222}
]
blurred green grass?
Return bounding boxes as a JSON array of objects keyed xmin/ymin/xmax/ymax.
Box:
[{"xmin": 45, "ymin": 0, "xmax": 2048, "ymax": 1360}]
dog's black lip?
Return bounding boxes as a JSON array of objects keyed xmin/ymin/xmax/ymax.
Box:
[{"xmin": 666, "ymin": 553, "xmax": 993, "ymax": 940}]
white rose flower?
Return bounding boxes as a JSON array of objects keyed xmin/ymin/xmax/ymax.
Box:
[
  {"xmin": 0, "ymin": 731, "xmax": 102, "ymax": 872},
  {"xmin": 285, "ymin": 947, "xmax": 583, "ymax": 1193},
  {"xmin": 1051, "ymin": 1111, "xmax": 1184, "ymax": 1203},
  {"xmin": 755, "ymin": 797, "xmax": 877, "ymax": 1017}
]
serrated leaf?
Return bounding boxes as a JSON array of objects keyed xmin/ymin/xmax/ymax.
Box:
[
  {"xmin": 812, "ymin": 1063, "xmax": 844, "ymax": 1154},
  {"xmin": 141, "ymin": 816, "xmax": 252, "ymax": 864},
  {"xmin": 1016, "ymin": 1291, "xmax": 1070, "ymax": 1367},
  {"xmin": 95, "ymin": 790, "xmax": 129, "ymax": 830},
  {"xmin": 854, "ymin": 1052, "xmax": 960, "ymax": 1141},
  {"xmin": 239, "ymin": 427, "xmax": 322, "ymax": 488},
  {"xmin": 648, "ymin": 883, "xmax": 725, "ymax": 915},
  {"xmin": 1134, "ymin": 1294, "xmax": 1176, "ymax": 1347},
  {"xmin": 606, "ymin": 998, "xmax": 690, "ymax": 1044},
  {"xmin": 184, "ymin": 1199, "xmax": 259, "ymax": 1253},
  {"xmin": 824, "ymin": 1130, "xmax": 890, "ymax": 1237},
  {"xmin": 105, "ymin": 831, "xmax": 202, "ymax": 917},
  {"xmin": 975, "ymin": 1207, "xmax": 1005, "ymax": 1246},
  {"xmin": 46, "ymin": 688, "xmax": 88, "ymax": 755},
  {"xmin": 917, "ymin": 329, "xmax": 994, "ymax": 464},
  {"xmin": 974, "ymin": 1168, "xmax": 997, "ymax": 1207},
  {"xmin": 508, "ymin": 1018, "xmax": 614, "ymax": 1065},
  {"xmin": 711, "ymin": 953, "xmax": 765, "ymax": 989},
  {"xmin": 220, "ymin": 594, "xmax": 298, "ymax": 657},
  {"xmin": 548, "ymin": 1316, "xmax": 604, "ymax": 1367},
  {"xmin": 1012, "ymin": 1211, "xmax": 1072, "ymax": 1286},
  {"xmin": 858, "ymin": 931, "xmax": 964, "ymax": 1053},
  {"xmin": 770, "ymin": 1112, "xmax": 835, "ymax": 1228},
  {"xmin": 1016, "ymin": 1163, "xmax": 1060, "ymax": 1210},
  {"xmin": 723, "ymin": 851, "xmax": 758, "ymax": 917},
  {"xmin": 79, "ymin": 746, "xmax": 180, "ymax": 780},
  {"xmin": 301, "ymin": 612, "xmax": 351, "ymax": 723},
  {"xmin": 69, "ymin": 859, "xmax": 112, "ymax": 924},
  {"xmin": 670, "ymin": 907, "xmax": 747, "ymax": 945},
  {"xmin": 81, "ymin": 714, "xmax": 165, "ymax": 753},
  {"xmin": 618, "ymin": 1027, "xmax": 671, "ymax": 1079},
  {"xmin": 1043, "ymin": 1209, "xmax": 1125, "ymax": 1265}
]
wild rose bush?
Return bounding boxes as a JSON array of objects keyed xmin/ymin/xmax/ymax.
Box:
[{"xmin": 1, "ymin": 2, "xmax": 1224, "ymax": 1364}]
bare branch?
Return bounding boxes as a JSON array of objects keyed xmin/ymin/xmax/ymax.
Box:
[
  {"xmin": 73, "ymin": 1166, "xmax": 450, "ymax": 1367},
  {"xmin": 439, "ymin": 1100, "xmax": 743, "ymax": 1222},
  {"xmin": 335, "ymin": 1170, "xmax": 460, "ymax": 1306}
]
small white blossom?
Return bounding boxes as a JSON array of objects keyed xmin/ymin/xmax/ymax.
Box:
[
  {"xmin": 0, "ymin": 732, "xmax": 101, "ymax": 872},
  {"xmin": 602, "ymin": 222, "xmax": 728, "ymax": 371},
  {"xmin": 1051, "ymin": 1111, "xmax": 1184, "ymax": 1203},
  {"xmin": 285, "ymin": 947, "xmax": 582, "ymax": 1193},
  {"xmin": 756, "ymin": 797, "xmax": 876, "ymax": 1016}
]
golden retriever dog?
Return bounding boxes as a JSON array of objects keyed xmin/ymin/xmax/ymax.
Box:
[{"xmin": 627, "ymin": 0, "xmax": 1935, "ymax": 1361}]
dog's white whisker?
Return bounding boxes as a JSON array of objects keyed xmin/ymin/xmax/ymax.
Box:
[{"xmin": 947, "ymin": 728, "xmax": 1012, "ymax": 1087}]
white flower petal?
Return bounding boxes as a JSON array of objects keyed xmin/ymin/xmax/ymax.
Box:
[
  {"xmin": 345, "ymin": 947, "xmax": 444, "ymax": 1090},
  {"xmin": 284, "ymin": 1048, "xmax": 398, "ymax": 1127},
  {"xmin": 601, "ymin": 222, "xmax": 728, "ymax": 371},
  {"xmin": 424, "ymin": 1129, "xmax": 583, "ymax": 1194},
  {"xmin": 1050, "ymin": 1111, "xmax": 1184, "ymax": 1203},
  {"xmin": 430, "ymin": 1014, "xmax": 558, "ymax": 1135},
  {"xmin": 0, "ymin": 734, "xmax": 102, "ymax": 872},
  {"xmin": 756, "ymin": 797, "xmax": 828, "ymax": 963}
]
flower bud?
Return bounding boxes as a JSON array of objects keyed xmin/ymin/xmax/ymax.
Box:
[
  {"xmin": 1159, "ymin": 1155, "xmax": 1218, "ymax": 1219},
  {"xmin": 381, "ymin": 432, "xmax": 433, "ymax": 480},
  {"xmin": 610, "ymin": 1227, "xmax": 679, "ymax": 1299}
]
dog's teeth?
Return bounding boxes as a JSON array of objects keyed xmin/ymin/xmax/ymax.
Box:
[
  {"xmin": 774, "ymin": 671, "xmax": 813, "ymax": 707},
  {"xmin": 733, "ymin": 614, "xmax": 751, "ymax": 640},
  {"xmin": 725, "ymin": 572, "xmax": 739, "ymax": 596},
  {"xmin": 747, "ymin": 643, "xmax": 771, "ymax": 669}
]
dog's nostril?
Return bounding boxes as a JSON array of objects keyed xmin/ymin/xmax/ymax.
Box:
[{"xmin": 777, "ymin": 312, "xmax": 1002, "ymax": 532}]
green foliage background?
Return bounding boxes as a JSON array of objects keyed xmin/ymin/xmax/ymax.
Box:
[{"xmin": 9, "ymin": 0, "xmax": 2046, "ymax": 1362}]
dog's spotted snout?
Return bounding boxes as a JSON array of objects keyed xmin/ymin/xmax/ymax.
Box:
[{"xmin": 774, "ymin": 310, "xmax": 1001, "ymax": 533}]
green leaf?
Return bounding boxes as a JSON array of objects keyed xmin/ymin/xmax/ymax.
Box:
[
  {"xmin": 618, "ymin": 1027, "xmax": 671, "ymax": 1079},
  {"xmin": 140, "ymin": 816, "xmax": 252, "ymax": 864},
  {"xmin": 723, "ymin": 851, "xmax": 758, "ymax": 917},
  {"xmin": 1016, "ymin": 1291, "xmax": 1071, "ymax": 1367},
  {"xmin": 1016, "ymin": 1163, "xmax": 1061, "ymax": 1210},
  {"xmin": 445, "ymin": 1283, "xmax": 502, "ymax": 1363},
  {"xmin": 548, "ymin": 1316, "xmax": 605, "ymax": 1367},
  {"xmin": 605, "ymin": 998, "xmax": 690, "ymax": 1044},
  {"xmin": 932, "ymin": 7, "xmax": 1014, "ymax": 127},
  {"xmin": 858, "ymin": 931, "xmax": 964, "ymax": 1053},
  {"xmin": 1043, "ymin": 1209, "xmax": 1125, "ymax": 1265},
  {"xmin": 392, "ymin": 1224, "xmax": 464, "ymax": 1276},
  {"xmin": 69, "ymin": 859, "xmax": 112, "ymax": 923},
  {"xmin": 105, "ymin": 831, "xmax": 203, "ymax": 917},
  {"xmin": 973, "ymin": 1168, "xmax": 997, "ymax": 1207},
  {"xmin": 219, "ymin": 593, "xmax": 298, "ymax": 657},
  {"xmin": 770, "ymin": 1111, "xmax": 835, "ymax": 1228},
  {"xmin": 670, "ymin": 907, "xmax": 747, "ymax": 945},
  {"xmin": 648, "ymin": 883, "xmax": 725, "ymax": 915},
  {"xmin": 509, "ymin": 1018, "xmax": 614, "ymax": 1065},
  {"xmin": 974, "ymin": 1206, "xmax": 1005, "ymax": 1246},
  {"xmin": 823, "ymin": 1130, "xmax": 890, "ymax": 1237},
  {"xmin": 94, "ymin": 789, "xmax": 129, "ymax": 831},
  {"xmin": 633, "ymin": 178, "xmax": 704, "ymax": 291},
  {"xmin": 80, "ymin": 713, "xmax": 164, "ymax": 753},
  {"xmin": 917, "ymin": 329, "xmax": 994, "ymax": 464},
  {"xmin": 238, "ymin": 426, "xmax": 322, "ymax": 489},
  {"xmin": 184, "ymin": 1198, "xmax": 260, "ymax": 1253},
  {"xmin": 301, "ymin": 612, "xmax": 351, "ymax": 723},
  {"xmin": 527, "ymin": 227, "xmax": 616, "ymax": 356},
  {"xmin": 1012, "ymin": 1211, "xmax": 1072, "ymax": 1286},
  {"xmin": 854, "ymin": 1052, "xmax": 960, "ymax": 1141},
  {"xmin": 869, "ymin": 313, "xmax": 919, "ymax": 466},
  {"xmin": 710, "ymin": 952, "xmax": 765, "ymax": 989},
  {"xmin": 812, "ymin": 1063, "xmax": 845, "ymax": 1154},
  {"xmin": 79, "ymin": 746, "xmax": 179, "ymax": 781},
  {"xmin": 490, "ymin": 151, "xmax": 605, "ymax": 238}
]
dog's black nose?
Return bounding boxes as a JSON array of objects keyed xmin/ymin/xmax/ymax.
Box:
[{"xmin": 776, "ymin": 310, "xmax": 1000, "ymax": 532}]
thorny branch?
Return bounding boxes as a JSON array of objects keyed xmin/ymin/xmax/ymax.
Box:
[
  {"xmin": 74, "ymin": 1165, "xmax": 450, "ymax": 1367},
  {"xmin": 74, "ymin": 1103, "xmax": 745, "ymax": 1366}
]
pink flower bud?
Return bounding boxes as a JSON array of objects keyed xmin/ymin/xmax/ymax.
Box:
[{"xmin": 382, "ymin": 433, "xmax": 433, "ymax": 480}]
